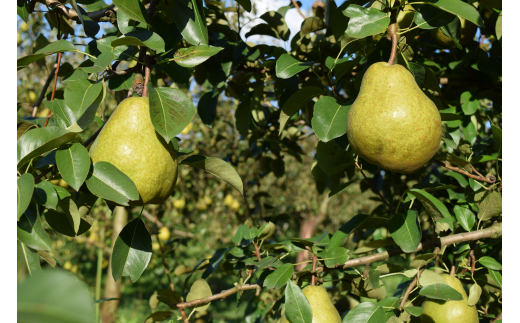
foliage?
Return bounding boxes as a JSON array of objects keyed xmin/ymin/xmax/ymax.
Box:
[{"xmin": 17, "ymin": 0, "xmax": 502, "ymax": 323}]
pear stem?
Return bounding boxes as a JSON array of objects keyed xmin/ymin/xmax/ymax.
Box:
[{"xmin": 387, "ymin": 23, "xmax": 399, "ymax": 66}]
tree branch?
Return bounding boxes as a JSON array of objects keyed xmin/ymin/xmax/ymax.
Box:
[
  {"xmin": 433, "ymin": 160, "xmax": 496, "ymax": 184},
  {"xmin": 343, "ymin": 222, "xmax": 502, "ymax": 269},
  {"xmin": 31, "ymin": 1, "xmax": 117, "ymax": 24},
  {"xmin": 400, "ymin": 267, "xmax": 425, "ymax": 309},
  {"xmin": 31, "ymin": 64, "xmax": 56, "ymax": 117},
  {"xmin": 176, "ymin": 284, "xmax": 261, "ymax": 309}
]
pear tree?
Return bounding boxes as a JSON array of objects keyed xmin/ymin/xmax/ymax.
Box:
[{"xmin": 17, "ymin": 1, "xmax": 502, "ymax": 323}]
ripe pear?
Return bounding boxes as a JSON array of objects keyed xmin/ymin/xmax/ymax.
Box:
[
  {"xmin": 421, "ymin": 274, "xmax": 479, "ymax": 323},
  {"xmin": 430, "ymin": 18, "xmax": 477, "ymax": 48},
  {"xmin": 284, "ymin": 285, "xmax": 342, "ymax": 323},
  {"xmin": 89, "ymin": 97, "xmax": 178, "ymax": 205},
  {"xmin": 346, "ymin": 62, "xmax": 442, "ymax": 173}
]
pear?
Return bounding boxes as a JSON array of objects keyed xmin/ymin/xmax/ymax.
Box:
[
  {"xmin": 346, "ymin": 62, "xmax": 442, "ymax": 173},
  {"xmin": 430, "ymin": 18, "xmax": 478, "ymax": 48},
  {"xmin": 284, "ymin": 285, "xmax": 342, "ymax": 323},
  {"xmin": 89, "ymin": 97, "xmax": 178, "ymax": 205},
  {"xmin": 421, "ymin": 274, "xmax": 479, "ymax": 323}
]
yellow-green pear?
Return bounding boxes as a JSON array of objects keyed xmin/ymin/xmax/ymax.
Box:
[
  {"xmin": 89, "ymin": 97, "xmax": 178, "ymax": 206},
  {"xmin": 285, "ymin": 285, "xmax": 342, "ymax": 323},
  {"xmin": 346, "ymin": 62, "xmax": 442, "ymax": 173},
  {"xmin": 421, "ymin": 274, "xmax": 479, "ymax": 323},
  {"xmin": 430, "ymin": 18, "xmax": 478, "ymax": 48}
]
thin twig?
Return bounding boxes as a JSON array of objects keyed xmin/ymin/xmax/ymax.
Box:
[
  {"xmin": 355, "ymin": 162, "xmax": 393, "ymax": 213},
  {"xmin": 291, "ymin": 0, "xmax": 306, "ymax": 19},
  {"xmin": 176, "ymin": 284, "xmax": 261, "ymax": 309},
  {"xmin": 31, "ymin": 63, "xmax": 57, "ymax": 117},
  {"xmin": 400, "ymin": 267, "xmax": 425, "ymax": 309},
  {"xmin": 179, "ymin": 308, "xmax": 189, "ymax": 323},
  {"xmin": 142, "ymin": 56, "xmax": 153, "ymax": 98},
  {"xmin": 44, "ymin": 12, "xmax": 63, "ymax": 127},
  {"xmin": 311, "ymin": 255, "xmax": 317, "ymax": 286},
  {"xmin": 434, "ymin": 160, "xmax": 496, "ymax": 184}
]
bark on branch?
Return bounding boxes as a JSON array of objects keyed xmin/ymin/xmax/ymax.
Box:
[
  {"xmin": 176, "ymin": 284, "xmax": 262, "ymax": 310},
  {"xmin": 30, "ymin": 0, "xmax": 118, "ymax": 24}
]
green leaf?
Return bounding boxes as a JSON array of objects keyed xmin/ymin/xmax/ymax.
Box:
[
  {"xmin": 418, "ymin": 270, "xmax": 446, "ymax": 286},
  {"xmin": 496, "ymin": 11, "xmax": 502, "ymax": 43},
  {"xmin": 17, "ymin": 127, "xmax": 80, "ymax": 170},
  {"xmin": 413, "ymin": 5, "xmax": 456, "ymax": 29},
  {"xmin": 342, "ymin": 302, "xmax": 386, "ymax": 323},
  {"xmin": 147, "ymin": 84, "xmax": 197, "ymax": 143},
  {"xmin": 279, "ymin": 86, "xmax": 323, "ymax": 134},
  {"xmin": 76, "ymin": 5, "xmax": 100, "ymax": 38},
  {"xmin": 312, "ymin": 96, "xmax": 350, "ymax": 142},
  {"xmin": 17, "ymin": 240, "xmax": 41, "ymax": 276},
  {"xmin": 63, "ymin": 78, "xmax": 103, "ymax": 120},
  {"xmin": 328, "ymin": 214, "xmax": 369, "ymax": 249},
  {"xmin": 467, "ymin": 283, "xmax": 481, "ymax": 307},
  {"xmin": 491, "ymin": 125, "xmax": 502, "ymax": 152},
  {"xmin": 17, "ymin": 173, "xmax": 34, "ymax": 220},
  {"xmin": 235, "ymin": 0, "xmax": 251, "ymax": 12},
  {"xmin": 316, "ymin": 140, "xmax": 354, "ymax": 176},
  {"xmin": 18, "ymin": 269, "xmax": 95, "ymax": 322},
  {"xmin": 55, "ymin": 144, "xmax": 90, "ymax": 191},
  {"xmin": 197, "ymin": 90, "xmax": 219, "ymax": 127},
  {"xmin": 301, "ymin": 17, "xmax": 326, "ymax": 37},
  {"xmin": 81, "ymin": 52, "xmax": 115, "ymax": 74},
  {"xmin": 454, "ymin": 204, "xmax": 475, "ymax": 232},
  {"xmin": 173, "ymin": 0, "xmax": 209, "ymax": 46},
  {"xmin": 419, "ymin": 284, "xmax": 463, "ymax": 301},
  {"xmin": 112, "ymin": 0, "xmax": 149, "ymax": 27},
  {"xmin": 34, "ymin": 181, "xmax": 58, "ymax": 210},
  {"xmin": 17, "ymin": 40, "xmax": 77, "ymax": 70},
  {"xmin": 117, "ymin": 7, "xmax": 135, "ymax": 34},
  {"xmin": 144, "ymin": 311, "xmax": 172, "ymax": 323},
  {"xmin": 96, "ymin": 36, "xmax": 133, "ymax": 61},
  {"xmin": 343, "ymin": 5, "xmax": 390, "ymax": 38},
  {"xmin": 84, "ymin": 161, "xmax": 139, "ymax": 206},
  {"xmin": 17, "ymin": 204, "xmax": 52, "ymax": 251},
  {"xmin": 202, "ymin": 248, "xmax": 230, "ymax": 279},
  {"xmin": 43, "ymin": 99, "xmax": 77, "ymax": 130},
  {"xmin": 17, "ymin": 1, "xmax": 30, "ymax": 22},
  {"xmin": 111, "ymin": 217, "xmax": 152, "ymax": 283},
  {"xmin": 186, "ymin": 278, "xmax": 213, "ymax": 312},
  {"xmin": 260, "ymin": 11, "xmax": 290, "ymax": 41},
  {"xmin": 111, "ymin": 30, "xmax": 165, "ymax": 53},
  {"xmin": 404, "ymin": 306, "xmax": 423, "ymax": 317},
  {"xmin": 368, "ymin": 270, "xmax": 380, "ymax": 289},
  {"xmin": 389, "ymin": 210, "xmax": 421, "ymax": 253},
  {"xmin": 180, "ymin": 155, "xmax": 243, "ymax": 195},
  {"xmin": 245, "ymin": 24, "xmax": 279, "ymax": 39},
  {"xmin": 276, "ymin": 54, "xmax": 313, "ymax": 79},
  {"xmin": 439, "ymin": 15, "xmax": 462, "ymax": 49},
  {"xmin": 408, "ymin": 188, "xmax": 454, "ymax": 231},
  {"xmin": 264, "ymin": 263, "xmax": 294, "ymax": 290},
  {"xmin": 324, "ymin": 246, "xmax": 349, "ymax": 268},
  {"xmin": 420, "ymin": 0, "xmax": 485, "ymax": 28},
  {"xmin": 477, "ymin": 191, "xmax": 502, "ymax": 221},
  {"xmin": 479, "ymin": 256, "xmax": 502, "ymax": 270},
  {"xmin": 173, "ymin": 45, "xmax": 224, "ymax": 68},
  {"xmin": 285, "ymin": 280, "xmax": 312, "ymax": 323},
  {"xmin": 409, "ymin": 253, "xmax": 436, "ymax": 269},
  {"xmin": 488, "ymin": 269, "xmax": 502, "ymax": 289},
  {"xmin": 353, "ymin": 239, "xmax": 395, "ymax": 255}
]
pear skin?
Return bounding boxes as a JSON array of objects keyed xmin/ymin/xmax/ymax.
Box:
[
  {"xmin": 420, "ymin": 274, "xmax": 479, "ymax": 323},
  {"xmin": 89, "ymin": 97, "xmax": 178, "ymax": 205},
  {"xmin": 285, "ymin": 285, "xmax": 342, "ymax": 323},
  {"xmin": 346, "ymin": 62, "xmax": 442, "ymax": 173}
]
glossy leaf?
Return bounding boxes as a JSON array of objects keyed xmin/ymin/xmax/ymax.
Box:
[
  {"xmin": 112, "ymin": 218, "xmax": 152, "ymax": 283},
  {"xmin": 34, "ymin": 181, "xmax": 58, "ymax": 209},
  {"xmin": 279, "ymin": 86, "xmax": 323, "ymax": 133},
  {"xmin": 17, "ymin": 173, "xmax": 34, "ymax": 220},
  {"xmin": 17, "ymin": 40, "xmax": 76, "ymax": 70},
  {"xmin": 413, "ymin": 5, "xmax": 456, "ymax": 29},
  {"xmin": 342, "ymin": 302, "xmax": 386, "ymax": 323},
  {"xmin": 17, "ymin": 240, "xmax": 41, "ymax": 276},
  {"xmin": 112, "ymin": 0, "xmax": 149, "ymax": 27},
  {"xmin": 479, "ymin": 257, "xmax": 502, "ymax": 270},
  {"xmin": 285, "ymin": 280, "xmax": 312, "ymax": 323},
  {"xmin": 173, "ymin": 0, "xmax": 209, "ymax": 46},
  {"xmin": 324, "ymin": 246, "xmax": 349, "ymax": 268},
  {"xmin": 116, "ymin": 7, "xmax": 135, "ymax": 34},
  {"xmin": 419, "ymin": 270, "xmax": 446, "ymax": 286},
  {"xmin": 343, "ymin": 5, "xmax": 390, "ymax": 38},
  {"xmin": 173, "ymin": 45, "xmax": 223, "ymax": 68},
  {"xmin": 197, "ymin": 90, "xmax": 219, "ymax": 127},
  {"xmin": 147, "ymin": 84, "xmax": 197, "ymax": 143},
  {"xmin": 389, "ymin": 210, "xmax": 421, "ymax": 253},
  {"xmin": 260, "ymin": 11, "xmax": 290, "ymax": 41},
  {"xmin": 63, "ymin": 78, "xmax": 103, "ymax": 119},
  {"xmin": 235, "ymin": 0, "xmax": 251, "ymax": 12},
  {"xmin": 301, "ymin": 17, "xmax": 326, "ymax": 37},
  {"xmin": 488, "ymin": 269, "xmax": 502, "ymax": 289},
  {"xmin": 409, "ymin": 253, "xmax": 436, "ymax": 269},
  {"xmin": 454, "ymin": 204, "xmax": 475, "ymax": 232},
  {"xmin": 408, "ymin": 188, "xmax": 454, "ymax": 231},
  {"xmin": 328, "ymin": 214, "xmax": 369, "ymax": 249},
  {"xmin": 419, "ymin": 284, "xmax": 463, "ymax": 301},
  {"xmin": 85, "ymin": 162, "xmax": 139, "ymax": 206},
  {"xmin": 96, "ymin": 36, "xmax": 133, "ymax": 61},
  {"xmin": 111, "ymin": 30, "xmax": 165, "ymax": 53},
  {"xmin": 17, "ymin": 204, "xmax": 52, "ymax": 251},
  {"xmin": 477, "ymin": 191, "xmax": 502, "ymax": 221},
  {"xmin": 81, "ymin": 52, "xmax": 115, "ymax": 74},
  {"xmin": 18, "ymin": 269, "xmax": 95, "ymax": 323},
  {"xmin": 180, "ymin": 155, "xmax": 243, "ymax": 195},
  {"xmin": 186, "ymin": 278, "xmax": 213, "ymax": 312},
  {"xmin": 316, "ymin": 140, "xmax": 354, "ymax": 176},
  {"xmin": 17, "ymin": 127, "xmax": 80, "ymax": 170},
  {"xmin": 55, "ymin": 144, "xmax": 90, "ymax": 191},
  {"xmin": 404, "ymin": 306, "xmax": 423, "ymax": 317},
  {"xmin": 43, "ymin": 99, "xmax": 76, "ymax": 130},
  {"xmin": 264, "ymin": 263, "xmax": 294, "ymax": 290},
  {"xmin": 312, "ymin": 96, "xmax": 350, "ymax": 142},
  {"xmin": 276, "ymin": 54, "xmax": 313, "ymax": 79},
  {"xmin": 420, "ymin": 0, "xmax": 484, "ymax": 28},
  {"xmin": 467, "ymin": 283, "xmax": 482, "ymax": 307}
]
